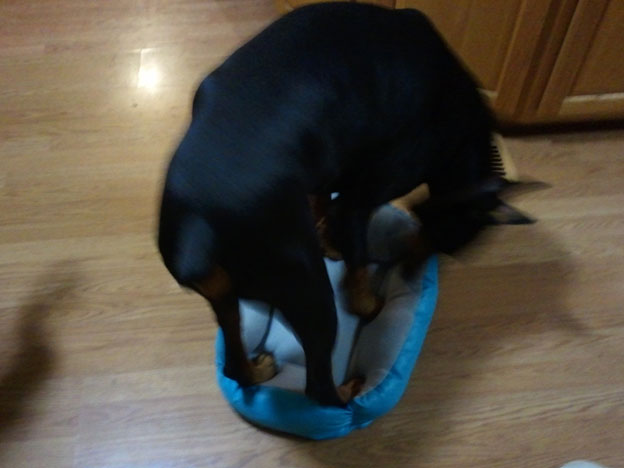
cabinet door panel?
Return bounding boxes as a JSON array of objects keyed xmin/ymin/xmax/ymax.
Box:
[
  {"xmin": 397, "ymin": 0, "xmax": 522, "ymax": 92},
  {"xmin": 539, "ymin": 0, "xmax": 624, "ymax": 120},
  {"xmin": 276, "ymin": 0, "xmax": 624, "ymax": 122},
  {"xmin": 571, "ymin": 0, "xmax": 624, "ymax": 96}
]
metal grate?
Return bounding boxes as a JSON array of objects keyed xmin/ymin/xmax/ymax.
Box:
[{"xmin": 490, "ymin": 133, "xmax": 518, "ymax": 182}]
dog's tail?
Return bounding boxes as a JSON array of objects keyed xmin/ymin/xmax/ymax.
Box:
[{"xmin": 158, "ymin": 196, "xmax": 216, "ymax": 287}]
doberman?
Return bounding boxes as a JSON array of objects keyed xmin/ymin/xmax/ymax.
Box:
[{"xmin": 158, "ymin": 3, "xmax": 533, "ymax": 406}]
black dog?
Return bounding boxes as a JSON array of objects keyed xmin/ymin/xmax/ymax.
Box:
[{"xmin": 158, "ymin": 3, "xmax": 531, "ymax": 406}]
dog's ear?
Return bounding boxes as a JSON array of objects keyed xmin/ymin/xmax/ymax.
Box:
[
  {"xmin": 473, "ymin": 176, "xmax": 545, "ymax": 225},
  {"xmin": 498, "ymin": 178, "xmax": 551, "ymax": 199},
  {"xmin": 475, "ymin": 176, "xmax": 511, "ymax": 195},
  {"xmin": 487, "ymin": 200, "xmax": 535, "ymax": 225},
  {"xmin": 474, "ymin": 176, "xmax": 550, "ymax": 197}
]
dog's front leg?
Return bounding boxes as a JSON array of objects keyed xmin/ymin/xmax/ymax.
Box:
[
  {"xmin": 196, "ymin": 267, "xmax": 277, "ymax": 386},
  {"xmin": 329, "ymin": 205, "xmax": 383, "ymax": 320},
  {"xmin": 211, "ymin": 292, "xmax": 277, "ymax": 386},
  {"xmin": 343, "ymin": 265, "xmax": 383, "ymax": 320},
  {"xmin": 271, "ymin": 238, "xmax": 362, "ymax": 405},
  {"xmin": 279, "ymin": 285, "xmax": 360, "ymax": 407}
]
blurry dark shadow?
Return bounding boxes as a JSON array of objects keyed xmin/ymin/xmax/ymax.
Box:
[
  {"xmin": 286, "ymin": 225, "xmax": 579, "ymax": 466},
  {"xmin": 0, "ymin": 264, "xmax": 77, "ymax": 442}
]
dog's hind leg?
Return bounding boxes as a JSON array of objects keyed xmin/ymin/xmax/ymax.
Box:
[
  {"xmin": 211, "ymin": 292, "xmax": 277, "ymax": 385},
  {"xmin": 197, "ymin": 268, "xmax": 277, "ymax": 386},
  {"xmin": 274, "ymin": 254, "xmax": 348, "ymax": 405},
  {"xmin": 269, "ymin": 191, "xmax": 362, "ymax": 405}
]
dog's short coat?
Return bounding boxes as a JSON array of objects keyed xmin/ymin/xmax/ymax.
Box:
[{"xmin": 158, "ymin": 3, "xmax": 530, "ymax": 406}]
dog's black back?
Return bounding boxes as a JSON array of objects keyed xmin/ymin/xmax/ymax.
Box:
[{"xmin": 159, "ymin": 2, "xmax": 494, "ymax": 295}]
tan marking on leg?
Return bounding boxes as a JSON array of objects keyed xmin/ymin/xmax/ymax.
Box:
[
  {"xmin": 248, "ymin": 353, "xmax": 278, "ymax": 384},
  {"xmin": 344, "ymin": 267, "xmax": 383, "ymax": 320},
  {"xmin": 194, "ymin": 265, "xmax": 232, "ymax": 301},
  {"xmin": 337, "ymin": 377, "xmax": 365, "ymax": 403}
]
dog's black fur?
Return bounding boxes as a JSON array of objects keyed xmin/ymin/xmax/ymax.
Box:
[{"xmin": 158, "ymin": 3, "xmax": 528, "ymax": 406}]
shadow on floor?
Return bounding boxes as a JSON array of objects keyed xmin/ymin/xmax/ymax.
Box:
[
  {"xmin": 286, "ymin": 225, "xmax": 579, "ymax": 467},
  {"xmin": 0, "ymin": 264, "xmax": 78, "ymax": 443}
]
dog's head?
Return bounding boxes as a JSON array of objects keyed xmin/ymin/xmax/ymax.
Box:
[{"xmin": 412, "ymin": 177, "xmax": 544, "ymax": 255}]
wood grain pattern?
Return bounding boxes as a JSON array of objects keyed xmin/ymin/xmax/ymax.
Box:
[
  {"xmin": 514, "ymin": 0, "xmax": 578, "ymax": 121},
  {"xmin": 397, "ymin": 0, "xmax": 523, "ymax": 92},
  {"xmin": 571, "ymin": 0, "xmax": 624, "ymax": 96},
  {"xmin": 560, "ymin": 93, "xmax": 624, "ymax": 120},
  {"xmin": 1, "ymin": 1, "xmax": 624, "ymax": 467},
  {"xmin": 541, "ymin": 0, "xmax": 624, "ymax": 120},
  {"xmin": 538, "ymin": 0, "xmax": 611, "ymax": 117},
  {"xmin": 493, "ymin": 0, "xmax": 556, "ymax": 119}
]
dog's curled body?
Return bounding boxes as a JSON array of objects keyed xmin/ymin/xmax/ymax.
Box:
[{"xmin": 158, "ymin": 3, "xmax": 497, "ymax": 406}]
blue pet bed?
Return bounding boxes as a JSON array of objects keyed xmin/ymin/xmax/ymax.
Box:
[{"xmin": 216, "ymin": 205, "xmax": 438, "ymax": 439}]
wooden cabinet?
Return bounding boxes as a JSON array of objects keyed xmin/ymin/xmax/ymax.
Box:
[
  {"xmin": 275, "ymin": 0, "xmax": 624, "ymax": 124},
  {"xmin": 397, "ymin": 0, "xmax": 550, "ymax": 123},
  {"xmin": 537, "ymin": 0, "xmax": 624, "ymax": 121},
  {"xmin": 397, "ymin": 0, "xmax": 523, "ymax": 102}
]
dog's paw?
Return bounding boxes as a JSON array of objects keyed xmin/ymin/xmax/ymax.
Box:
[
  {"xmin": 344, "ymin": 269, "xmax": 384, "ymax": 320},
  {"xmin": 348, "ymin": 290, "xmax": 384, "ymax": 320},
  {"xmin": 337, "ymin": 377, "xmax": 365, "ymax": 403},
  {"xmin": 248, "ymin": 353, "xmax": 277, "ymax": 384}
]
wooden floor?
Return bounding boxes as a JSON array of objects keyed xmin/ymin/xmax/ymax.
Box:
[{"xmin": 1, "ymin": 1, "xmax": 623, "ymax": 467}]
